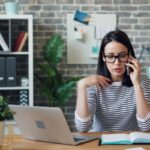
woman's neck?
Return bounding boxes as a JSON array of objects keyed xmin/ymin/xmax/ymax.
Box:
[{"xmin": 111, "ymin": 76, "xmax": 123, "ymax": 82}]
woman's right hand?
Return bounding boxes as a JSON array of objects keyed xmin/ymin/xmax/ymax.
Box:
[{"xmin": 77, "ymin": 75, "xmax": 112, "ymax": 89}]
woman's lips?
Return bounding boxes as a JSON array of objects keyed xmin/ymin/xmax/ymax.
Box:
[{"xmin": 114, "ymin": 68, "xmax": 122, "ymax": 73}]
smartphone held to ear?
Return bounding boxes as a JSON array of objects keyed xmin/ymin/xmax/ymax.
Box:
[
  {"xmin": 127, "ymin": 65, "xmax": 130, "ymax": 76},
  {"xmin": 126, "ymin": 63, "xmax": 133, "ymax": 76}
]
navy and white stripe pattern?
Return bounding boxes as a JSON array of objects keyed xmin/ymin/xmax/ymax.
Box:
[{"xmin": 75, "ymin": 76, "xmax": 150, "ymax": 132}]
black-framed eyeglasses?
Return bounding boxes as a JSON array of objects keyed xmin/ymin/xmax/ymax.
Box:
[{"xmin": 104, "ymin": 53, "xmax": 129, "ymax": 63}]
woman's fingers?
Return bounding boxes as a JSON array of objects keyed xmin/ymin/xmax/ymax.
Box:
[
  {"xmin": 126, "ymin": 61, "xmax": 141, "ymax": 82},
  {"xmin": 129, "ymin": 56, "xmax": 141, "ymax": 69},
  {"xmin": 128, "ymin": 57, "xmax": 141, "ymax": 74},
  {"xmin": 97, "ymin": 76, "xmax": 111, "ymax": 88},
  {"xmin": 126, "ymin": 63, "xmax": 136, "ymax": 72},
  {"xmin": 78, "ymin": 75, "xmax": 112, "ymax": 89}
]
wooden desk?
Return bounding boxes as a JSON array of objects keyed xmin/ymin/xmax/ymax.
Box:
[{"xmin": 1, "ymin": 132, "xmax": 150, "ymax": 150}]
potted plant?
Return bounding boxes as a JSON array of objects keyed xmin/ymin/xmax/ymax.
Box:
[
  {"xmin": 0, "ymin": 95, "xmax": 14, "ymax": 145},
  {"xmin": 35, "ymin": 34, "xmax": 80, "ymax": 107}
]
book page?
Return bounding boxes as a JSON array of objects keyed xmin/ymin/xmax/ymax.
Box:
[
  {"xmin": 129, "ymin": 132, "xmax": 150, "ymax": 143},
  {"xmin": 101, "ymin": 133, "xmax": 131, "ymax": 144}
]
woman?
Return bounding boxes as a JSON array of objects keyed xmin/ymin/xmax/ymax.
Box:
[{"xmin": 75, "ymin": 30, "xmax": 150, "ymax": 132}]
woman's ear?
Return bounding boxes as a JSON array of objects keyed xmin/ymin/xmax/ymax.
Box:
[
  {"xmin": 103, "ymin": 57, "xmax": 105, "ymax": 62},
  {"xmin": 102, "ymin": 52, "xmax": 105, "ymax": 62}
]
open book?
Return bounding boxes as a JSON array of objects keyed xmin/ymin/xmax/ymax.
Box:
[{"xmin": 99, "ymin": 132, "xmax": 150, "ymax": 145}]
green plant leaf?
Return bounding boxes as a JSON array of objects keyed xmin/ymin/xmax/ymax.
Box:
[
  {"xmin": 35, "ymin": 34, "xmax": 80, "ymax": 107},
  {"xmin": 0, "ymin": 96, "xmax": 14, "ymax": 121},
  {"xmin": 43, "ymin": 34, "xmax": 65, "ymax": 65},
  {"xmin": 56, "ymin": 78, "xmax": 80, "ymax": 106}
]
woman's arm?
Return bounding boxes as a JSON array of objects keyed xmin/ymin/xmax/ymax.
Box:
[
  {"xmin": 126, "ymin": 56, "xmax": 150, "ymax": 131},
  {"xmin": 134, "ymin": 84, "xmax": 150, "ymax": 118},
  {"xmin": 126, "ymin": 56, "xmax": 150, "ymax": 118},
  {"xmin": 135, "ymin": 78, "xmax": 150, "ymax": 131},
  {"xmin": 75, "ymin": 75, "xmax": 111, "ymax": 132},
  {"xmin": 76, "ymin": 75, "xmax": 111, "ymax": 118}
]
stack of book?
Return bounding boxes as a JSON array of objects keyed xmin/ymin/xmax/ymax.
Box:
[
  {"xmin": 0, "ymin": 31, "xmax": 28, "ymax": 52},
  {"xmin": 0, "ymin": 32, "xmax": 9, "ymax": 52},
  {"xmin": 13, "ymin": 31, "xmax": 28, "ymax": 52}
]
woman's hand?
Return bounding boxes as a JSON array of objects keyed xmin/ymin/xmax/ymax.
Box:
[
  {"xmin": 77, "ymin": 75, "xmax": 112, "ymax": 89},
  {"xmin": 126, "ymin": 56, "xmax": 141, "ymax": 86}
]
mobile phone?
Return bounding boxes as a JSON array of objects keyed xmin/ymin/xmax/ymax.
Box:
[
  {"xmin": 127, "ymin": 65, "xmax": 130, "ymax": 76},
  {"xmin": 127, "ymin": 52, "xmax": 131, "ymax": 76},
  {"xmin": 127, "ymin": 62, "xmax": 134, "ymax": 76}
]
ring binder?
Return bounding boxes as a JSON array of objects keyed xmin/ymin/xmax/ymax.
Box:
[
  {"xmin": 6, "ymin": 57, "xmax": 16, "ymax": 86},
  {"xmin": 0, "ymin": 57, "xmax": 6, "ymax": 87}
]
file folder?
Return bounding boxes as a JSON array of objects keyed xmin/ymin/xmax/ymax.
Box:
[
  {"xmin": 0, "ymin": 57, "xmax": 6, "ymax": 86},
  {"xmin": 6, "ymin": 57, "xmax": 16, "ymax": 86}
]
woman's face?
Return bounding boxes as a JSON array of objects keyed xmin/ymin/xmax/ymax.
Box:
[{"xmin": 103, "ymin": 41, "xmax": 129, "ymax": 81}]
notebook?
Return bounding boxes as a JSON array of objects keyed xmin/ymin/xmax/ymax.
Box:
[
  {"xmin": 99, "ymin": 132, "xmax": 150, "ymax": 145},
  {"xmin": 9, "ymin": 105, "xmax": 97, "ymax": 145}
]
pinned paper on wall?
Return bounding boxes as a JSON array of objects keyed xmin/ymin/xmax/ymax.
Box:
[
  {"xmin": 67, "ymin": 13, "xmax": 117, "ymax": 64},
  {"xmin": 90, "ymin": 40, "xmax": 101, "ymax": 58},
  {"xmin": 96, "ymin": 24, "xmax": 116, "ymax": 40},
  {"xmin": 74, "ymin": 10, "xmax": 91, "ymax": 25},
  {"xmin": 73, "ymin": 10, "xmax": 96, "ymax": 26}
]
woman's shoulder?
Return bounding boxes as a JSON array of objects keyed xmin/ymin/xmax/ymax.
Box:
[{"xmin": 87, "ymin": 85, "xmax": 99, "ymax": 93}]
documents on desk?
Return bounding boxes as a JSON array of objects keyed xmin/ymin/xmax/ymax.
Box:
[
  {"xmin": 125, "ymin": 147, "xmax": 146, "ymax": 150},
  {"xmin": 99, "ymin": 132, "xmax": 150, "ymax": 145}
]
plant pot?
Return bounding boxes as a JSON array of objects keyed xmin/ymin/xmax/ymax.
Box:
[{"xmin": 0, "ymin": 121, "xmax": 4, "ymax": 145}]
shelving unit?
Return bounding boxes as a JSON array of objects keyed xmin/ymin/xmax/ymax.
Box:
[{"xmin": 0, "ymin": 15, "xmax": 33, "ymax": 106}]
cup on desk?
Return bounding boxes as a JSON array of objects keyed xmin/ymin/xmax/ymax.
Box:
[{"xmin": 5, "ymin": 2, "xmax": 18, "ymax": 15}]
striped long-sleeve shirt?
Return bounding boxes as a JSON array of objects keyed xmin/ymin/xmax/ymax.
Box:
[{"xmin": 75, "ymin": 76, "xmax": 150, "ymax": 132}]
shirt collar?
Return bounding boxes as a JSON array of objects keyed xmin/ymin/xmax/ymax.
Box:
[{"xmin": 110, "ymin": 81, "xmax": 122, "ymax": 86}]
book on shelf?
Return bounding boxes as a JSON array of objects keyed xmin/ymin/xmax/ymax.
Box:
[
  {"xmin": 0, "ymin": 32, "xmax": 9, "ymax": 52},
  {"xmin": 13, "ymin": 32, "xmax": 28, "ymax": 52},
  {"xmin": 99, "ymin": 132, "xmax": 150, "ymax": 145}
]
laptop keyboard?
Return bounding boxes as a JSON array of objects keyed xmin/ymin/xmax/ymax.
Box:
[{"xmin": 74, "ymin": 137, "xmax": 85, "ymax": 142}]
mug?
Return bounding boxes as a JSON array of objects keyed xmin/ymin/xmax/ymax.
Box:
[
  {"xmin": 21, "ymin": 77, "xmax": 28, "ymax": 87},
  {"xmin": 5, "ymin": 2, "xmax": 18, "ymax": 15}
]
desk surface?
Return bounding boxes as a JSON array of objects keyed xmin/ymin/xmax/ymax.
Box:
[{"xmin": 1, "ymin": 132, "xmax": 150, "ymax": 150}]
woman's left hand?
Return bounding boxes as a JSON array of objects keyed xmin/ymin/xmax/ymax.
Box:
[{"xmin": 126, "ymin": 56, "xmax": 141, "ymax": 86}]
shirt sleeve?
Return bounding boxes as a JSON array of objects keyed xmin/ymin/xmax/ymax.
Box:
[
  {"xmin": 75, "ymin": 111, "xmax": 91, "ymax": 122},
  {"xmin": 74, "ymin": 86, "xmax": 97, "ymax": 132},
  {"xmin": 136, "ymin": 76, "xmax": 150, "ymax": 131}
]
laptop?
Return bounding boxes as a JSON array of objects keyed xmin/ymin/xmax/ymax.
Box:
[{"xmin": 9, "ymin": 105, "xmax": 97, "ymax": 145}]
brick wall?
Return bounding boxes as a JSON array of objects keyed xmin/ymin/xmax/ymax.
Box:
[{"xmin": 1, "ymin": 0, "xmax": 150, "ymax": 131}]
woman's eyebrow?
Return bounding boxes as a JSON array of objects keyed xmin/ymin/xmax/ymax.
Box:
[
  {"xmin": 106, "ymin": 51, "xmax": 128, "ymax": 55},
  {"xmin": 119, "ymin": 51, "xmax": 128, "ymax": 54}
]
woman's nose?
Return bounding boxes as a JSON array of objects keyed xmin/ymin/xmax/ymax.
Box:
[{"xmin": 114, "ymin": 58, "xmax": 120, "ymax": 64}]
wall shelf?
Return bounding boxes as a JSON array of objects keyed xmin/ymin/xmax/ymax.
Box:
[{"xmin": 0, "ymin": 15, "xmax": 33, "ymax": 106}]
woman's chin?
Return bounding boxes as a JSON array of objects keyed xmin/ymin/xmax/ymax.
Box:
[{"xmin": 112, "ymin": 72, "xmax": 124, "ymax": 78}]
